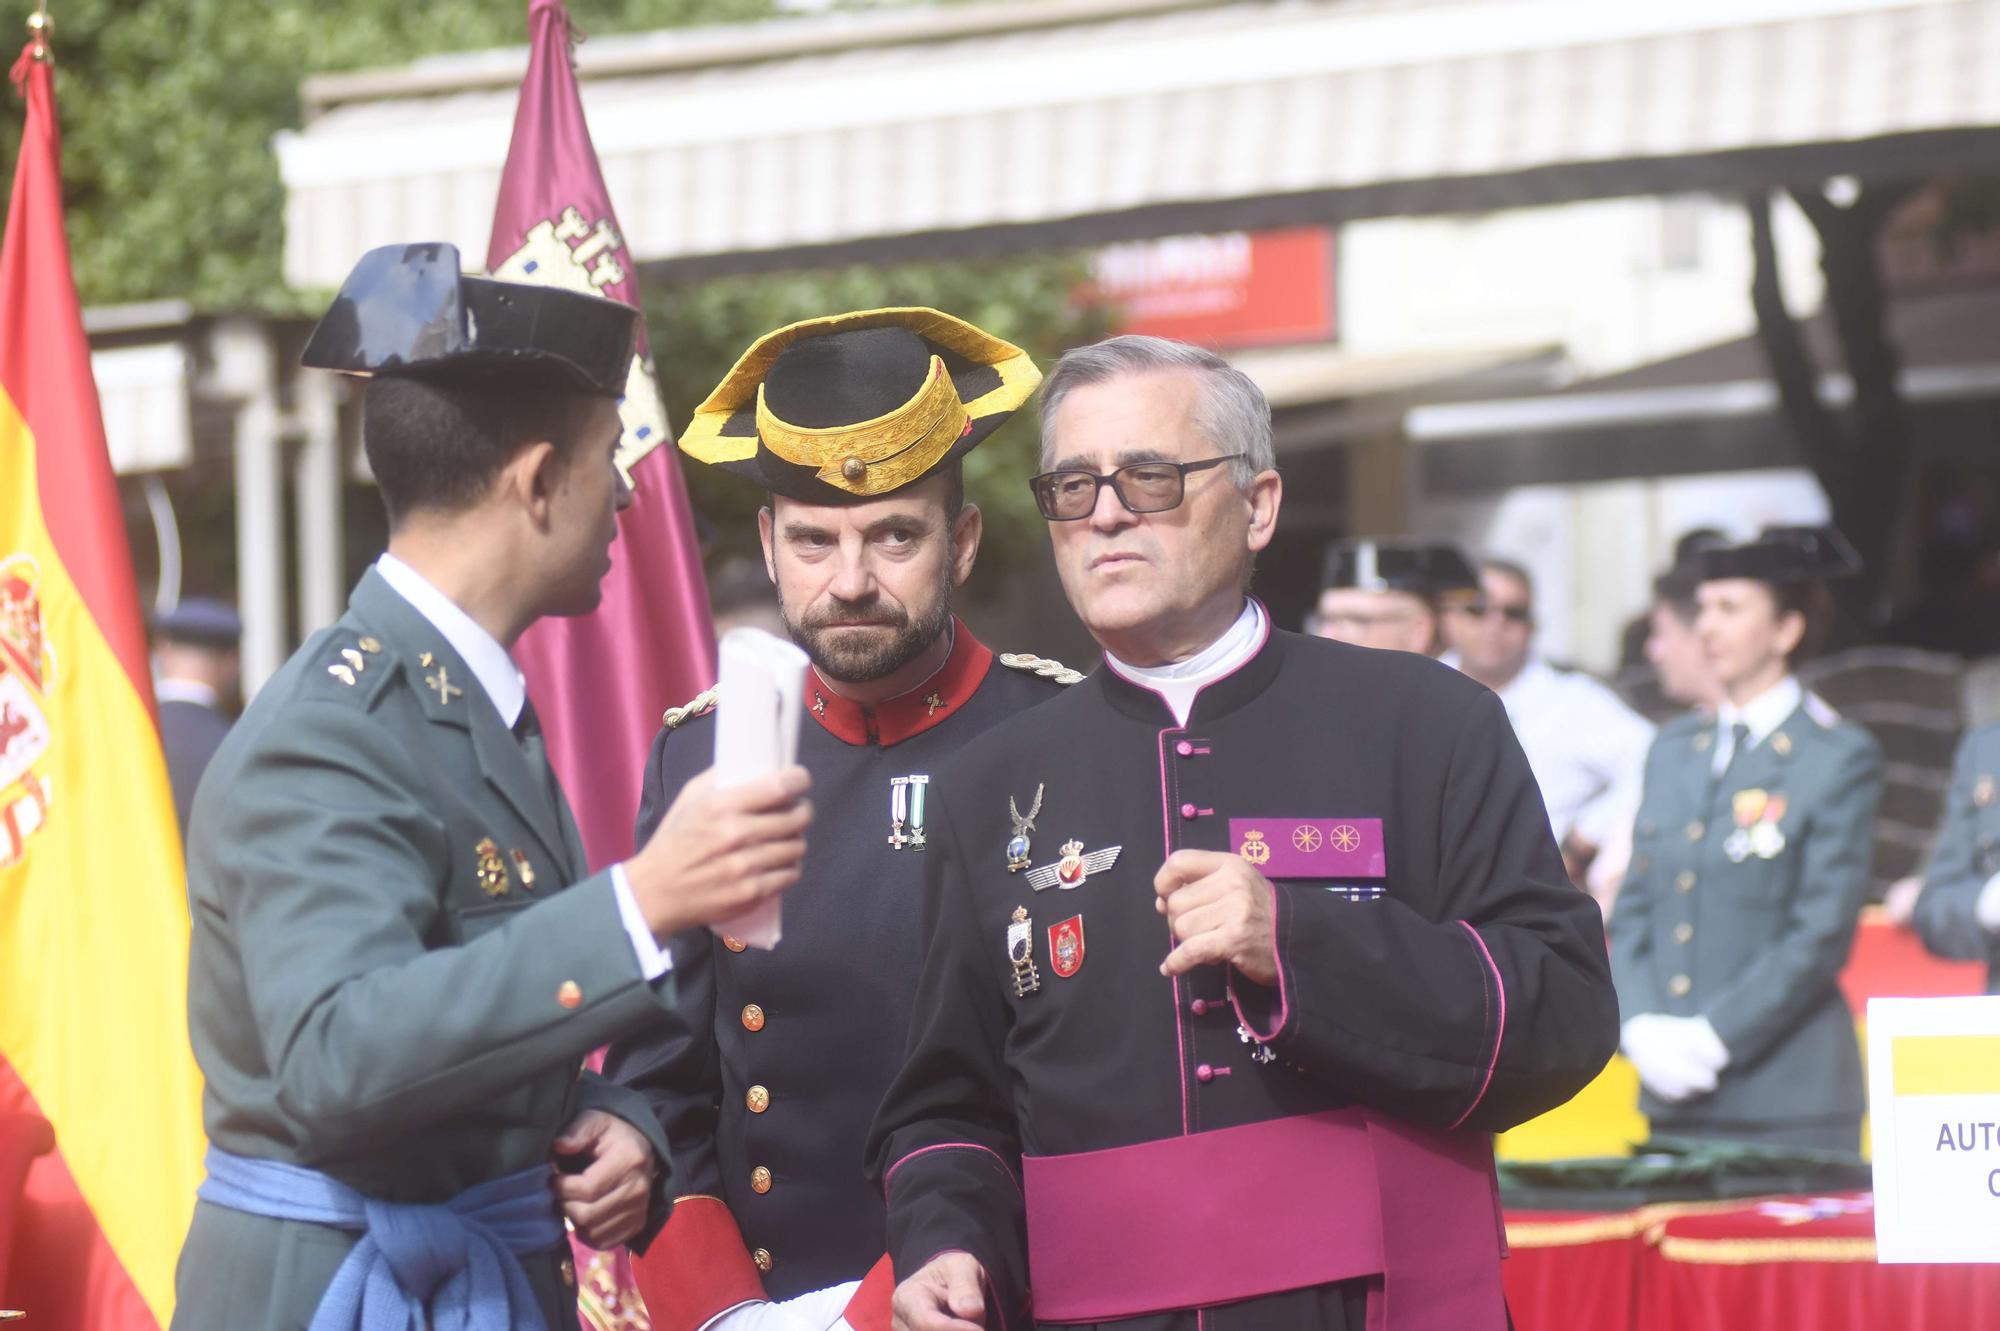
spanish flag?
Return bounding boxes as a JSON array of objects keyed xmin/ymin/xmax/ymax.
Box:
[{"xmin": 0, "ymin": 34, "xmax": 205, "ymax": 1328}]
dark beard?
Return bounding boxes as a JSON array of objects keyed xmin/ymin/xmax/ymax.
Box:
[{"xmin": 782, "ymin": 574, "xmax": 954, "ymax": 684}]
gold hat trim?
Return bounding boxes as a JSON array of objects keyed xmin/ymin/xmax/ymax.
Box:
[
  {"xmin": 679, "ymin": 307, "xmax": 1041, "ymax": 492},
  {"xmin": 753, "ymin": 355, "xmax": 970, "ymax": 497}
]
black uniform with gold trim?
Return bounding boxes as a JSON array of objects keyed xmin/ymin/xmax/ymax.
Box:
[
  {"xmin": 607, "ymin": 636, "xmax": 1067, "ymax": 1317},
  {"xmin": 606, "ymin": 305, "xmax": 1062, "ymax": 1330},
  {"xmin": 866, "ymin": 622, "xmax": 1620, "ymax": 1330}
]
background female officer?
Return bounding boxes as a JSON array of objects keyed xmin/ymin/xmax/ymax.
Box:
[{"xmin": 1610, "ymin": 526, "xmax": 1882, "ymax": 1153}]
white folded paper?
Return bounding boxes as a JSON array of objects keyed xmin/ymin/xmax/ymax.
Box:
[{"xmin": 711, "ymin": 627, "xmax": 811, "ymax": 949}]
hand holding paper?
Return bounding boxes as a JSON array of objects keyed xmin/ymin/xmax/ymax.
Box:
[
  {"xmin": 709, "ymin": 628, "xmax": 814, "ymax": 948},
  {"xmin": 625, "ymin": 630, "xmax": 813, "ymax": 944}
]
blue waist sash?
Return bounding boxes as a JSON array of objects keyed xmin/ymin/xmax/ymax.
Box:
[{"xmin": 197, "ymin": 1146, "xmax": 565, "ymax": 1331}]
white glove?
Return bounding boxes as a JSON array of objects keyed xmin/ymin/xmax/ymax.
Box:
[
  {"xmin": 778, "ymin": 1281, "xmax": 862, "ymax": 1331},
  {"xmin": 1977, "ymin": 872, "xmax": 2000, "ymax": 933},
  {"xmin": 1621, "ymin": 1014, "xmax": 1727, "ymax": 1103},
  {"xmin": 701, "ymin": 1302, "xmax": 819, "ymax": 1331}
]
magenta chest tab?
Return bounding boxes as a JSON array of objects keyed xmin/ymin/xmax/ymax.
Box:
[{"xmin": 1229, "ymin": 817, "xmax": 1386, "ymax": 879}]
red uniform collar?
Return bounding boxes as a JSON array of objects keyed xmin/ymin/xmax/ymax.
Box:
[{"xmin": 806, "ymin": 618, "xmax": 993, "ymax": 747}]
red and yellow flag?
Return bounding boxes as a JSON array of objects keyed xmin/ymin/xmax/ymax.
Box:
[{"xmin": 0, "ymin": 35, "xmax": 205, "ymax": 1328}]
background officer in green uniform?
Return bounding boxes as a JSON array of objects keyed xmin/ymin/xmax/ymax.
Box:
[
  {"xmin": 170, "ymin": 244, "xmax": 813, "ymax": 1331},
  {"xmin": 1913, "ymin": 723, "xmax": 2000, "ymax": 992},
  {"xmin": 1612, "ymin": 526, "xmax": 1883, "ymax": 1153}
]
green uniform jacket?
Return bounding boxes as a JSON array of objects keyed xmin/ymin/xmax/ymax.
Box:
[
  {"xmin": 170, "ymin": 569, "xmax": 675, "ymax": 1331},
  {"xmin": 1912, "ymin": 722, "xmax": 2000, "ymax": 992},
  {"xmin": 1610, "ymin": 696, "xmax": 1882, "ymax": 1145}
]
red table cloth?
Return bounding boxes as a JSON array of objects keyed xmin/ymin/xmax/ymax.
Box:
[{"xmin": 1503, "ymin": 1193, "xmax": 2000, "ymax": 1331}]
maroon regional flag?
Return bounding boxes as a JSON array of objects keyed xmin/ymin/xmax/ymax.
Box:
[{"xmin": 486, "ymin": 0, "xmax": 716, "ymax": 880}]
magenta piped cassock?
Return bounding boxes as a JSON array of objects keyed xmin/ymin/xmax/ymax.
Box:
[{"xmin": 486, "ymin": 0, "xmax": 717, "ymax": 876}]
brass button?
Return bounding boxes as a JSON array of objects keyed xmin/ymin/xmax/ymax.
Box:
[
  {"xmin": 724, "ymin": 935, "xmax": 748, "ymax": 953},
  {"xmin": 742, "ymin": 1003, "xmax": 766, "ymax": 1032},
  {"xmin": 752, "ymin": 1247, "xmax": 774, "ymax": 1274},
  {"xmin": 751, "ymin": 1165, "xmax": 773, "ymax": 1194},
  {"xmin": 1675, "ymin": 870, "xmax": 1697, "ymax": 893},
  {"xmin": 1673, "ymin": 922, "xmax": 1694, "ymax": 945},
  {"xmin": 556, "ymin": 981, "xmax": 583, "ymax": 1010},
  {"xmin": 560, "ymin": 1256, "xmax": 576, "ymax": 1289},
  {"xmin": 841, "ymin": 457, "xmax": 866, "ymax": 483},
  {"xmin": 1773, "ymin": 732, "xmax": 1792, "ymax": 756},
  {"xmin": 1685, "ymin": 821, "xmax": 1705, "ymax": 842},
  {"xmin": 1668, "ymin": 974, "xmax": 1692, "ymax": 998},
  {"xmin": 746, "ymin": 1085, "xmax": 771, "ymax": 1114}
]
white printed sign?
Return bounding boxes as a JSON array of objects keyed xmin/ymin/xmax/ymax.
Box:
[{"xmin": 1868, "ymin": 995, "xmax": 2000, "ymax": 1262}]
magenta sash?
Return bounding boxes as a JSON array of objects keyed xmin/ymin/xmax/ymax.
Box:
[{"xmin": 1021, "ymin": 1109, "xmax": 1506, "ymax": 1329}]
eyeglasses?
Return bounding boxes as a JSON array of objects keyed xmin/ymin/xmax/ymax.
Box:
[
  {"xmin": 1459, "ymin": 601, "xmax": 1534, "ymax": 625},
  {"xmin": 1028, "ymin": 455, "xmax": 1243, "ymax": 521}
]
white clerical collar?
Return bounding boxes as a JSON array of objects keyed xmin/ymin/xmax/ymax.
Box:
[
  {"xmin": 1106, "ymin": 600, "xmax": 1266, "ymax": 725},
  {"xmin": 1718, "ymin": 674, "xmax": 1803, "ymax": 751},
  {"xmin": 374, "ymin": 553, "xmax": 526, "ymax": 728}
]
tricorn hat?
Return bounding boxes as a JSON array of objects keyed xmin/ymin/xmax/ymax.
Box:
[
  {"xmin": 301, "ymin": 242, "xmax": 638, "ymax": 397},
  {"xmin": 1699, "ymin": 525, "xmax": 1862, "ymax": 584},
  {"xmin": 678, "ymin": 308, "xmax": 1041, "ymax": 504},
  {"xmin": 1320, "ymin": 538, "xmax": 1480, "ymax": 601}
]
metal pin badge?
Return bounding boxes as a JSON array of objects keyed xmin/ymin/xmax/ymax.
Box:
[
  {"xmin": 1007, "ymin": 784, "xmax": 1044, "ymax": 873},
  {"xmin": 888, "ymin": 776, "xmax": 910, "ymax": 851},
  {"xmin": 1026, "ymin": 839, "xmax": 1121, "ymax": 892},
  {"xmin": 1007, "ymin": 907, "xmax": 1040, "ymax": 996}
]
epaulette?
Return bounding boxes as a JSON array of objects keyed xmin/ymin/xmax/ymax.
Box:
[
  {"xmin": 306, "ymin": 632, "xmax": 395, "ymax": 704},
  {"xmin": 1804, "ymin": 691, "xmax": 1842, "ymax": 728},
  {"xmin": 999, "ymin": 652, "xmax": 1085, "ymax": 686},
  {"xmin": 663, "ymin": 686, "xmax": 720, "ymax": 729}
]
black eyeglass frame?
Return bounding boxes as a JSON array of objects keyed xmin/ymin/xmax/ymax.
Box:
[
  {"xmin": 1459, "ymin": 600, "xmax": 1535, "ymax": 626},
  {"xmin": 1027, "ymin": 454, "xmax": 1245, "ymax": 521}
]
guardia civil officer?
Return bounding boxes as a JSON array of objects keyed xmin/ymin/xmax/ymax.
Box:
[
  {"xmin": 171, "ymin": 244, "xmax": 812, "ymax": 1331},
  {"xmin": 1611, "ymin": 526, "xmax": 1883, "ymax": 1152},
  {"xmin": 1308, "ymin": 537, "xmax": 1476, "ymax": 654},
  {"xmin": 150, "ymin": 597, "xmax": 241, "ymax": 836},
  {"xmin": 604, "ymin": 310, "xmax": 1073, "ymax": 1331},
  {"xmin": 1912, "ymin": 723, "xmax": 2000, "ymax": 992},
  {"xmin": 870, "ymin": 335, "xmax": 1618, "ymax": 1331}
]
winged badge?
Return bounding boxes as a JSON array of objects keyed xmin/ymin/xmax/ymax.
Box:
[{"xmin": 1025, "ymin": 839, "xmax": 1121, "ymax": 891}]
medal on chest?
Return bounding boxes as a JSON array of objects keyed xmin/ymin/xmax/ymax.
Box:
[
  {"xmin": 1026, "ymin": 839, "xmax": 1121, "ymax": 891},
  {"xmin": 1007, "ymin": 906, "xmax": 1041, "ymax": 996},
  {"xmin": 888, "ymin": 774, "xmax": 931, "ymax": 851},
  {"xmin": 1007, "ymin": 784, "xmax": 1044, "ymax": 872},
  {"xmin": 1048, "ymin": 914, "xmax": 1084, "ymax": 978},
  {"xmin": 1726, "ymin": 788, "xmax": 1788, "ymax": 862}
]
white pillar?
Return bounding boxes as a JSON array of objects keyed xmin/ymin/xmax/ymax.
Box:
[
  {"xmin": 215, "ymin": 319, "xmax": 286, "ymax": 699},
  {"xmin": 293, "ymin": 368, "xmax": 344, "ymax": 636}
]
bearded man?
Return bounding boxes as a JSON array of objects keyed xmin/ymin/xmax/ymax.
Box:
[{"xmin": 605, "ymin": 310, "xmax": 1077, "ymax": 1331}]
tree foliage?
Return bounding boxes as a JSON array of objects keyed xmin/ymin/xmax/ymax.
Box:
[
  {"xmin": 0, "ymin": 0, "xmax": 777, "ymax": 308},
  {"xmin": 0, "ymin": 0, "xmax": 1113, "ymax": 563}
]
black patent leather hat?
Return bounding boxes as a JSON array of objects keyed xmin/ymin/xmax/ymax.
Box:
[
  {"xmin": 1700, "ymin": 525, "xmax": 1862, "ymax": 584},
  {"xmin": 1320, "ymin": 538, "xmax": 1479, "ymax": 599},
  {"xmin": 301, "ymin": 242, "xmax": 638, "ymax": 397}
]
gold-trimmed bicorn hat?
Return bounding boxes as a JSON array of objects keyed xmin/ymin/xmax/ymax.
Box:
[{"xmin": 679, "ymin": 308, "xmax": 1042, "ymax": 504}]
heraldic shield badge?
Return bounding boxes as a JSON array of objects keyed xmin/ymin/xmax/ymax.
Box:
[
  {"xmin": 0, "ymin": 555, "xmax": 54, "ymax": 867},
  {"xmin": 491, "ymin": 206, "xmax": 669, "ymax": 486}
]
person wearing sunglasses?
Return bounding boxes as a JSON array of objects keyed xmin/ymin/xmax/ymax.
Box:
[
  {"xmin": 1442, "ymin": 560, "xmax": 1654, "ymax": 909},
  {"xmin": 871, "ymin": 334, "xmax": 1618, "ymax": 1331},
  {"xmin": 1308, "ymin": 538, "xmax": 1478, "ymax": 656}
]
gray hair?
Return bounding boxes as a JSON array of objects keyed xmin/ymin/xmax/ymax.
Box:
[{"xmin": 1037, "ymin": 335, "xmax": 1276, "ymax": 488}]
